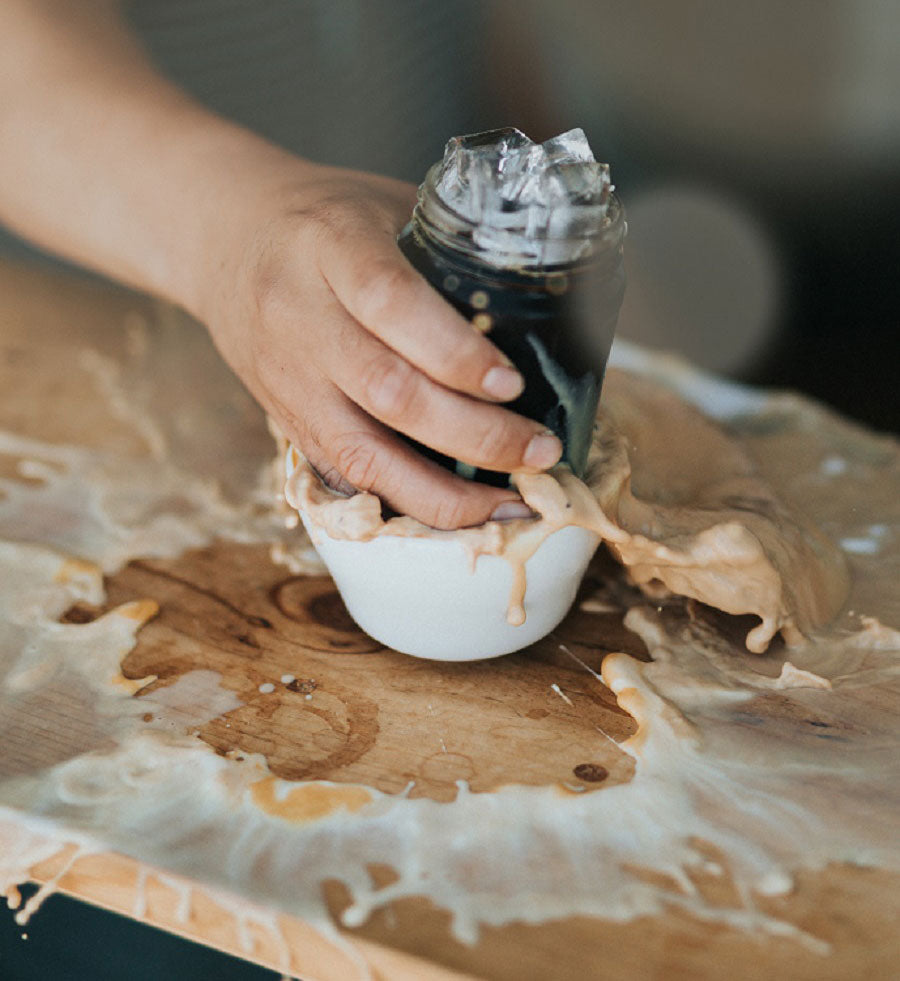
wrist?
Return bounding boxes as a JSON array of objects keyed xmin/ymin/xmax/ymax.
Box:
[{"xmin": 164, "ymin": 118, "xmax": 323, "ymax": 324}]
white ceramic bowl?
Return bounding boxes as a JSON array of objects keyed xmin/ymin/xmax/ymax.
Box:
[{"xmin": 285, "ymin": 452, "xmax": 600, "ymax": 661}]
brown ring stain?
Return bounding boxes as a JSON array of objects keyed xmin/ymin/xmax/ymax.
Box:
[{"xmin": 270, "ymin": 576, "xmax": 384, "ymax": 654}]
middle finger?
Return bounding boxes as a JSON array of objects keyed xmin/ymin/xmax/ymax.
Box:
[{"xmin": 325, "ymin": 312, "xmax": 562, "ymax": 474}]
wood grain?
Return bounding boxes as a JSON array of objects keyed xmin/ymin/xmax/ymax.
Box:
[
  {"xmin": 106, "ymin": 544, "xmax": 641, "ymax": 801},
  {"xmin": 2, "ymin": 260, "xmax": 899, "ymax": 980}
]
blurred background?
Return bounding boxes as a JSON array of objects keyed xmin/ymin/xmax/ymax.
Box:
[
  {"xmin": 517, "ymin": 0, "xmax": 900, "ymax": 434},
  {"xmin": 1, "ymin": 0, "xmax": 897, "ymax": 431},
  {"xmin": 1, "ymin": 3, "xmax": 898, "ymax": 977}
]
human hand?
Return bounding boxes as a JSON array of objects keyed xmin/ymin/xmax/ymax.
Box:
[
  {"xmin": 0, "ymin": 2, "xmax": 558, "ymax": 529},
  {"xmin": 199, "ymin": 161, "xmax": 563, "ymax": 529}
]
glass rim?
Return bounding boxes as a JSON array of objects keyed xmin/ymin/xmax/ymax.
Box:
[{"xmin": 415, "ymin": 163, "xmax": 625, "ymax": 269}]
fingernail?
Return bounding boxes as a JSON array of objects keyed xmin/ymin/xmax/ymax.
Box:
[
  {"xmin": 482, "ymin": 365, "xmax": 524, "ymax": 401},
  {"xmin": 489, "ymin": 500, "xmax": 536, "ymax": 521},
  {"xmin": 523, "ymin": 432, "xmax": 563, "ymax": 470}
]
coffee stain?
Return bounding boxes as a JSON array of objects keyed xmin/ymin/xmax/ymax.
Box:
[
  {"xmin": 249, "ymin": 777, "xmax": 374, "ymax": 824},
  {"xmin": 0, "ymin": 290, "xmax": 897, "ymax": 962},
  {"xmin": 269, "ymin": 575, "xmax": 383, "ymax": 654}
]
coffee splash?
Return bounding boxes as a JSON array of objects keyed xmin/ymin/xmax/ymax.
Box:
[
  {"xmin": 0, "ymin": 276, "xmax": 898, "ymax": 966},
  {"xmin": 285, "ymin": 371, "xmax": 848, "ymax": 653}
]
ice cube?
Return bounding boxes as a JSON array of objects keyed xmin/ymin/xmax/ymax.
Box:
[
  {"xmin": 430, "ymin": 127, "xmax": 612, "ymax": 267},
  {"xmin": 472, "ymin": 224, "xmax": 536, "ymax": 259},
  {"xmin": 544, "ymin": 161, "xmax": 611, "ymax": 205},
  {"xmin": 435, "ymin": 151, "xmax": 491, "ymax": 221},
  {"xmin": 436, "ymin": 128, "xmax": 534, "ymax": 220},
  {"xmin": 439, "ymin": 127, "xmax": 533, "ymax": 188},
  {"xmin": 541, "ymin": 127, "xmax": 596, "ymax": 165},
  {"xmin": 458, "ymin": 127, "xmax": 532, "ymax": 157},
  {"xmin": 546, "ymin": 202, "xmax": 610, "ymax": 239},
  {"xmin": 524, "ymin": 203, "xmax": 552, "ymax": 239},
  {"xmin": 496, "ymin": 143, "xmax": 549, "ymax": 208}
]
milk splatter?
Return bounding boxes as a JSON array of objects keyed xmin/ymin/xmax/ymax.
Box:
[{"xmin": 0, "ymin": 284, "xmax": 898, "ymax": 968}]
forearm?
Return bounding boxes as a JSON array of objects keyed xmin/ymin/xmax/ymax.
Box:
[
  {"xmin": 0, "ymin": 1, "xmax": 558, "ymax": 529},
  {"xmin": 0, "ymin": 0, "xmax": 309, "ymax": 315}
]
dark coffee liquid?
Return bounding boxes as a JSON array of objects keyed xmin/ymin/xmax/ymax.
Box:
[{"xmin": 398, "ymin": 222, "xmax": 624, "ymax": 486}]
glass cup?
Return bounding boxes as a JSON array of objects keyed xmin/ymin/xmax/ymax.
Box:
[{"xmin": 398, "ymin": 139, "xmax": 626, "ymax": 485}]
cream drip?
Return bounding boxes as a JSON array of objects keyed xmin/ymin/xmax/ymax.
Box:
[{"xmin": 283, "ymin": 372, "xmax": 848, "ymax": 653}]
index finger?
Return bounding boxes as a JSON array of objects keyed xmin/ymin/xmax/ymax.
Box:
[{"xmin": 318, "ymin": 221, "xmax": 526, "ymax": 404}]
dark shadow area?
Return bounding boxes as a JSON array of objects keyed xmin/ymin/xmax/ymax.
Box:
[{"xmin": 0, "ymin": 884, "xmax": 281, "ymax": 981}]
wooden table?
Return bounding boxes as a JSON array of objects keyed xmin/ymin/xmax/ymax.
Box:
[{"xmin": 1, "ymin": 260, "xmax": 898, "ymax": 980}]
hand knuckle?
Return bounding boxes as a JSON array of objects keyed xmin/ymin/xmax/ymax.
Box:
[
  {"xmin": 297, "ymin": 202, "xmax": 345, "ymax": 251},
  {"xmin": 332, "ymin": 434, "xmax": 381, "ymax": 490},
  {"xmin": 440, "ymin": 343, "xmax": 482, "ymax": 384},
  {"xmin": 314, "ymin": 463, "xmax": 357, "ymax": 495},
  {"xmin": 428, "ymin": 495, "xmax": 470, "ymax": 531},
  {"xmin": 316, "ymin": 463, "xmax": 342, "ymax": 485},
  {"xmin": 355, "ymin": 261, "xmax": 415, "ymax": 323},
  {"xmin": 361, "ymin": 354, "xmax": 418, "ymax": 420},
  {"xmin": 471, "ymin": 419, "xmax": 515, "ymax": 464}
]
